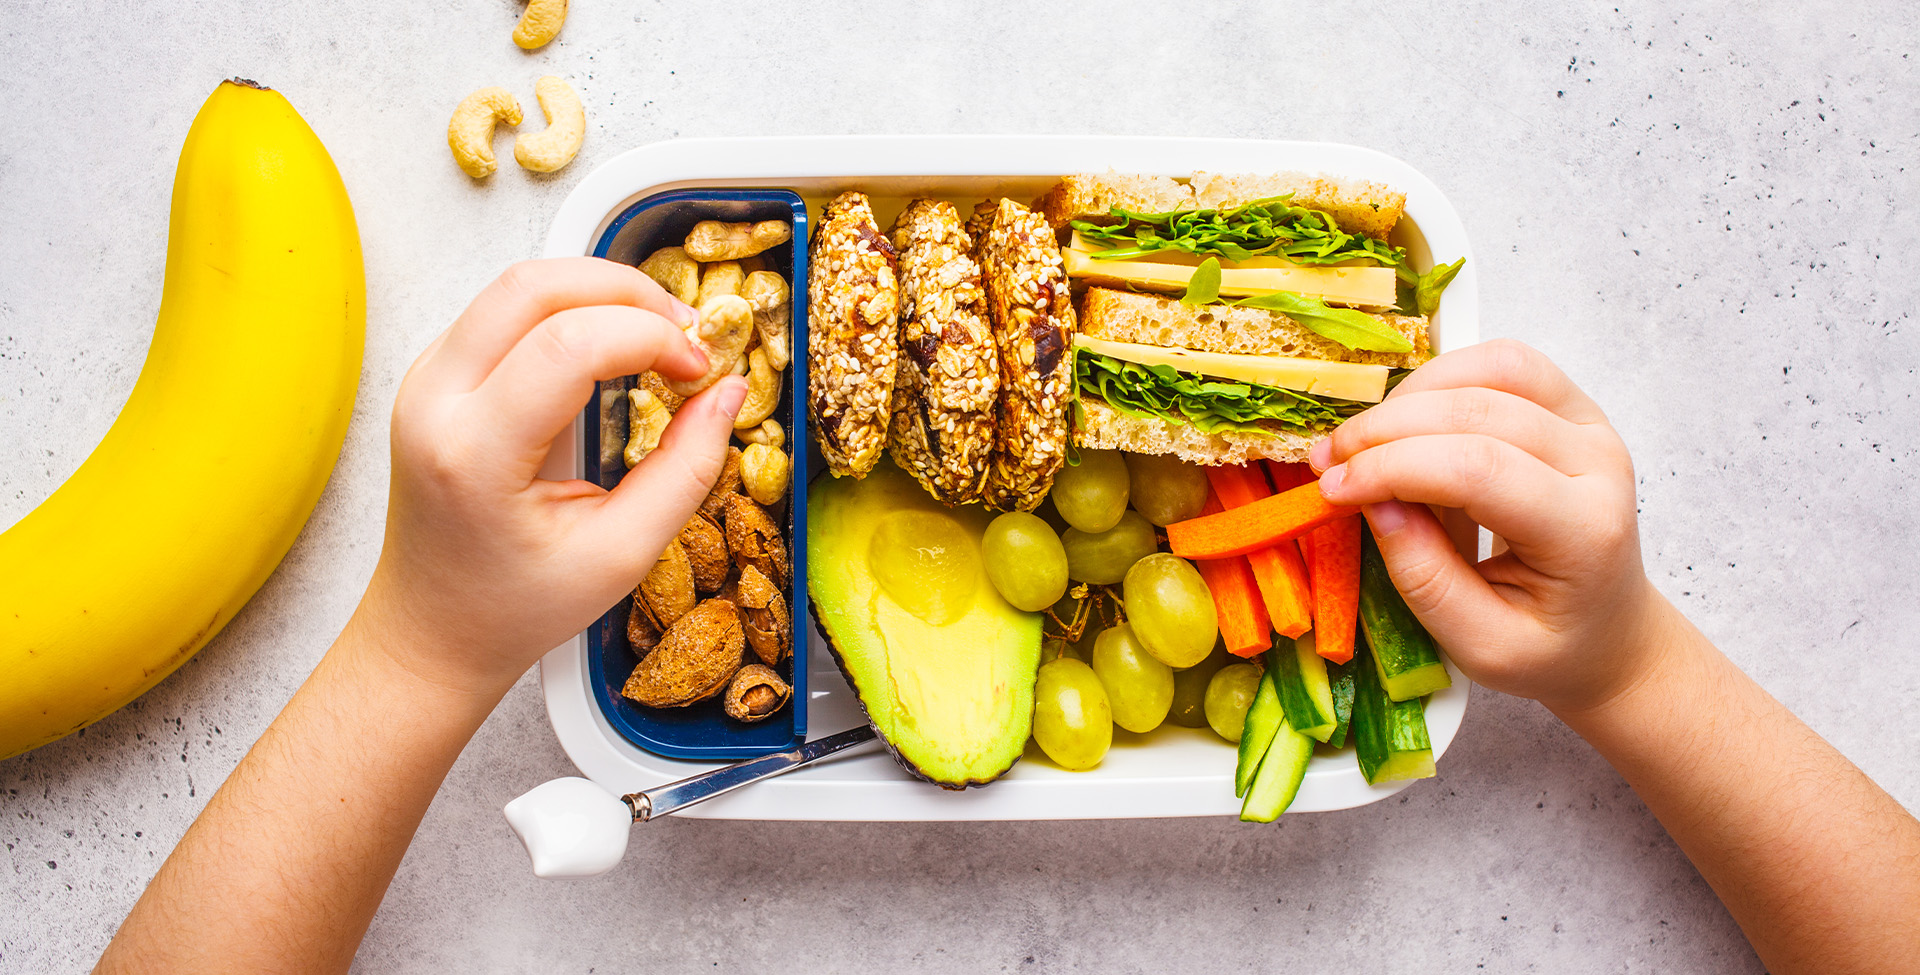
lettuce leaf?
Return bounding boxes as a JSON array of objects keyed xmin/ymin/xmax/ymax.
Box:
[
  {"xmin": 1075, "ymin": 351, "xmax": 1376, "ymax": 436},
  {"xmin": 1071, "ymin": 195, "xmax": 1405, "ymax": 267},
  {"xmin": 1231, "ymin": 291, "xmax": 1414, "ymax": 354}
]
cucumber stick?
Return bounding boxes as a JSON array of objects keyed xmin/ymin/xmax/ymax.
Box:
[
  {"xmin": 1241, "ymin": 718, "xmax": 1314, "ymax": 822},
  {"xmin": 1234, "ymin": 671, "xmax": 1283, "ymax": 798},
  {"xmin": 1271, "ymin": 633, "xmax": 1336, "ymax": 742},
  {"xmin": 1352, "ymin": 637, "xmax": 1436, "ymax": 784},
  {"xmin": 1358, "ymin": 528, "xmax": 1452, "ymax": 701},
  {"xmin": 1325, "ymin": 657, "xmax": 1357, "ymax": 749}
]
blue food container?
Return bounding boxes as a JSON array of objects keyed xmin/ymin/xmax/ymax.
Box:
[{"xmin": 582, "ymin": 189, "xmax": 809, "ymax": 760}]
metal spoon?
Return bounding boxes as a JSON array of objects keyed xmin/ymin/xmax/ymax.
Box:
[{"xmin": 504, "ymin": 725, "xmax": 878, "ymax": 878}]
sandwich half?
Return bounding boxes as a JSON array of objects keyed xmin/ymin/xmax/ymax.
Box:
[{"xmin": 1043, "ymin": 171, "xmax": 1462, "ymax": 465}]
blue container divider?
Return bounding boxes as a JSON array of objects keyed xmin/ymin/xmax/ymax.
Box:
[{"xmin": 583, "ymin": 188, "xmax": 809, "ymax": 760}]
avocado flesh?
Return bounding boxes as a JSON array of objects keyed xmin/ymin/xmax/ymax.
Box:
[{"xmin": 808, "ymin": 463, "xmax": 1043, "ymax": 789}]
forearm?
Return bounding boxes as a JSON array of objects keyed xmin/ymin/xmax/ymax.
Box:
[
  {"xmin": 1555, "ymin": 594, "xmax": 1920, "ymax": 974},
  {"xmin": 96, "ymin": 608, "xmax": 508, "ymax": 975}
]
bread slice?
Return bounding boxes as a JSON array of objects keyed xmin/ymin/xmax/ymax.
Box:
[
  {"xmin": 1078, "ymin": 288, "xmax": 1432, "ymax": 370},
  {"xmin": 1036, "ymin": 173, "xmax": 1195, "ymax": 228},
  {"xmin": 1038, "ymin": 171, "xmax": 1406, "ymax": 241},
  {"xmin": 1076, "ymin": 396, "xmax": 1316, "ymax": 466}
]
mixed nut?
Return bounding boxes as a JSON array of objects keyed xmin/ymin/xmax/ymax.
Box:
[{"xmin": 611, "ymin": 219, "xmax": 797, "ymax": 723}]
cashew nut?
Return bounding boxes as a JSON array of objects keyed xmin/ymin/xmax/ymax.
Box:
[
  {"xmin": 740, "ymin": 444, "xmax": 791, "ymax": 505},
  {"xmin": 512, "ymin": 0, "xmax": 567, "ymax": 49},
  {"xmin": 696, "ymin": 260, "xmax": 745, "ymax": 306},
  {"xmin": 735, "ymin": 418, "xmax": 785, "ymax": 449},
  {"xmin": 513, "ymin": 76, "xmax": 585, "ymax": 174},
  {"xmin": 447, "ymin": 87, "xmax": 523, "ymax": 178},
  {"xmin": 666, "ymin": 295, "xmax": 753, "ymax": 398},
  {"xmin": 684, "ymin": 220, "xmax": 792, "ymax": 262},
  {"xmin": 742, "ymin": 270, "xmax": 792, "ymax": 370},
  {"xmin": 733, "ymin": 348, "xmax": 782, "ymax": 430},
  {"xmin": 625, "ymin": 389, "xmax": 671, "ymax": 468},
  {"xmin": 638, "ymin": 247, "xmax": 700, "ymax": 307}
]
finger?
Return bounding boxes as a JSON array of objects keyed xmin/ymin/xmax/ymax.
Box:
[
  {"xmin": 575, "ymin": 377, "xmax": 749, "ymax": 578},
  {"xmin": 1386, "ymin": 338, "xmax": 1607, "ymax": 425},
  {"xmin": 470, "ymin": 304, "xmax": 707, "ymax": 467},
  {"xmin": 419, "ymin": 258, "xmax": 699, "ymax": 393},
  {"xmin": 1360, "ymin": 500, "xmax": 1515, "ymax": 658},
  {"xmin": 1318, "ymin": 433, "xmax": 1583, "ymax": 560},
  {"xmin": 1322, "ymin": 387, "xmax": 1610, "ymax": 476}
]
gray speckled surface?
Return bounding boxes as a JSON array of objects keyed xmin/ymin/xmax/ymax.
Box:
[{"xmin": 3, "ymin": 1, "xmax": 1916, "ymax": 972}]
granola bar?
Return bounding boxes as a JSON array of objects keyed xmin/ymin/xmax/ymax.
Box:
[
  {"xmin": 970, "ymin": 198, "xmax": 1076, "ymax": 511},
  {"xmin": 807, "ymin": 191, "xmax": 901, "ymax": 478}
]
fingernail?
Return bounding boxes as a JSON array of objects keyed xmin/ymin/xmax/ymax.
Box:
[
  {"xmin": 674, "ymin": 299, "xmax": 699, "ymax": 328},
  {"xmin": 1308, "ymin": 437, "xmax": 1333, "ymax": 473},
  {"xmin": 716, "ymin": 376, "xmax": 748, "ymax": 420},
  {"xmin": 1364, "ymin": 501, "xmax": 1409, "ymax": 536},
  {"xmin": 1317, "ymin": 463, "xmax": 1346, "ymax": 498}
]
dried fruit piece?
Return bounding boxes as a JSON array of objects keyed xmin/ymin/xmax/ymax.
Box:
[
  {"xmin": 724, "ymin": 664, "xmax": 792, "ymax": 722},
  {"xmin": 622, "ymin": 598, "xmax": 745, "ymax": 707}
]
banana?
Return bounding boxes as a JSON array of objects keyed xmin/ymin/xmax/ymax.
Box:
[{"xmin": 0, "ymin": 79, "xmax": 364, "ymax": 759}]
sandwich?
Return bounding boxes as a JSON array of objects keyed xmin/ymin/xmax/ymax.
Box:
[{"xmin": 1038, "ymin": 171, "xmax": 1464, "ymax": 465}]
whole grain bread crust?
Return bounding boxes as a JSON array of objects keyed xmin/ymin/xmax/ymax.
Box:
[
  {"xmin": 1074, "ymin": 396, "xmax": 1316, "ymax": 466},
  {"xmin": 1038, "ymin": 170, "xmax": 1406, "ymax": 241}
]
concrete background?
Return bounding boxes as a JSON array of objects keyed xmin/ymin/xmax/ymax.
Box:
[{"xmin": 3, "ymin": 1, "xmax": 1916, "ymax": 971}]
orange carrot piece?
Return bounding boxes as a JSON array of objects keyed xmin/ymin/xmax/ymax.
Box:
[
  {"xmin": 1265, "ymin": 461, "xmax": 1314, "ymax": 492},
  {"xmin": 1300, "ymin": 514, "xmax": 1363, "ymax": 663},
  {"xmin": 1166, "ymin": 481, "xmax": 1360, "ymax": 559},
  {"xmin": 1204, "ymin": 466, "xmax": 1314, "ymax": 639},
  {"xmin": 1193, "ymin": 494, "xmax": 1272, "ymax": 657}
]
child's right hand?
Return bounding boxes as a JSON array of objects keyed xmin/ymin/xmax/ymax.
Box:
[{"xmin": 1311, "ymin": 339, "xmax": 1666, "ymax": 714}]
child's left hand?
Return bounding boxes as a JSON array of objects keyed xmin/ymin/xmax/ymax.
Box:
[{"xmin": 356, "ymin": 257, "xmax": 747, "ymax": 695}]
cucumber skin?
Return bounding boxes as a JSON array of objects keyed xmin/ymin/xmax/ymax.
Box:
[
  {"xmin": 1326, "ymin": 658, "xmax": 1357, "ymax": 749},
  {"xmin": 1272, "ymin": 635, "xmax": 1336, "ymax": 742},
  {"xmin": 1241, "ymin": 721, "xmax": 1314, "ymax": 822},
  {"xmin": 1235, "ymin": 671, "xmax": 1284, "ymax": 798},
  {"xmin": 1352, "ymin": 637, "xmax": 1435, "ymax": 785},
  {"xmin": 1358, "ymin": 528, "xmax": 1452, "ymax": 702}
]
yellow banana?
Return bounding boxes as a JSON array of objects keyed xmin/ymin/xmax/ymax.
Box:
[{"xmin": 0, "ymin": 79, "xmax": 363, "ymax": 759}]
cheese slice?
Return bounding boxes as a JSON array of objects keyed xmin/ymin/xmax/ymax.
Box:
[
  {"xmin": 1062, "ymin": 247, "xmax": 1397, "ymax": 308},
  {"xmin": 1076, "ymin": 335, "xmax": 1389, "ymax": 403}
]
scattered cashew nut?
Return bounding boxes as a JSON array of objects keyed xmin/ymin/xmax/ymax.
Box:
[
  {"xmin": 639, "ymin": 247, "xmax": 700, "ymax": 307},
  {"xmin": 696, "ymin": 260, "xmax": 745, "ymax": 306},
  {"xmin": 666, "ymin": 295, "xmax": 753, "ymax": 398},
  {"xmin": 733, "ymin": 348, "xmax": 782, "ymax": 430},
  {"xmin": 447, "ymin": 87, "xmax": 522, "ymax": 178},
  {"xmin": 512, "ymin": 0, "xmax": 567, "ymax": 49},
  {"xmin": 740, "ymin": 444, "xmax": 791, "ymax": 505},
  {"xmin": 684, "ymin": 220, "xmax": 792, "ymax": 262},
  {"xmin": 735, "ymin": 418, "xmax": 785, "ymax": 449},
  {"xmin": 625, "ymin": 389, "xmax": 671, "ymax": 468},
  {"xmin": 513, "ymin": 76, "xmax": 585, "ymax": 174},
  {"xmin": 742, "ymin": 271, "xmax": 791, "ymax": 370}
]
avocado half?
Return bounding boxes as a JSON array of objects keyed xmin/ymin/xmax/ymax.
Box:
[{"xmin": 807, "ymin": 463, "xmax": 1043, "ymax": 789}]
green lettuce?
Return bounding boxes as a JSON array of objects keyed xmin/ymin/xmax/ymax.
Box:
[
  {"xmin": 1071, "ymin": 195, "xmax": 1404, "ymax": 267},
  {"xmin": 1231, "ymin": 290, "xmax": 1414, "ymax": 354},
  {"xmin": 1075, "ymin": 350, "xmax": 1378, "ymax": 436}
]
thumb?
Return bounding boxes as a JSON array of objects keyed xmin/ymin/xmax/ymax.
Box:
[
  {"xmin": 584, "ymin": 376, "xmax": 748, "ymax": 579},
  {"xmin": 1363, "ymin": 500, "xmax": 1509, "ymax": 658}
]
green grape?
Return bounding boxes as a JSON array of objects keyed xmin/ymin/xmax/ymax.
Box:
[
  {"xmin": 1032, "ymin": 658, "xmax": 1113, "ymax": 771},
  {"xmin": 1091, "ymin": 623, "xmax": 1174, "ymax": 733},
  {"xmin": 1204, "ymin": 662, "xmax": 1262, "ymax": 743},
  {"xmin": 1168, "ymin": 642, "xmax": 1230, "ymax": 728},
  {"xmin": 1122, "ymin": 554, "xmax": 1219, "ymax": 667},
  {"xmin": 1062, "ymin": 511, "xmax": 1158, "ymax": 584},
  {"xmin": 1050, "ymin": 448, "xmax": 1131, "ymax": 533},
  {"xmin": 1123, "ymin": 452, "xmax": 1211, "ymax": 526},
  {"xmin": 981, "ymin": 511, "xmax": 1069, "ymax": 612}
]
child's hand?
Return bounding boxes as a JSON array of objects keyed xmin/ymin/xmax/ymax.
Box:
[
  {"xmin": 357, "ymin": 258, "xmax": 747, "ymax": 695},
  {"xmin": 1311, "ymin": 339, "xmax": 1661, "ymax": 713}
]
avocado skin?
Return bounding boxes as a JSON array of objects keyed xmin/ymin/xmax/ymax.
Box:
[{"xmin": 806, "ymin": 464, "xmax": 1042, "ymax": 790}]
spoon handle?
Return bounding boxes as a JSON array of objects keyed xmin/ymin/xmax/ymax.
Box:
[{"xmin": 626, "ymin": 725, "xmax": 878, "ymax": 821}]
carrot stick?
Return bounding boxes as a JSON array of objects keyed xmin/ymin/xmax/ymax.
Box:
[
  {"xmin": 1167, "ymin": 480, "xmax": 1360, "ymax": 560},
  {"xmin": 1300, "ymin": 514, "xmax": 1362, "ymax": 663},
  {"xmin": 1204, "ymin": 466, "xmax": 1315, "ymax": 639},
  {"xmin": 1191, "ymin": 496, "xmax": 1272, "ymax": 658}
]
